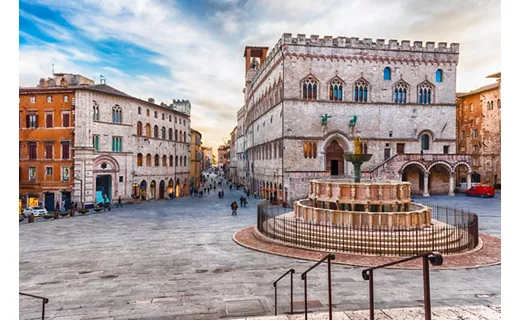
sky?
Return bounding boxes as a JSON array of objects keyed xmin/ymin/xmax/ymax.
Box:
[{"xmin": 18, "ymin": 0, "xmax": 501, "ymax": 152}]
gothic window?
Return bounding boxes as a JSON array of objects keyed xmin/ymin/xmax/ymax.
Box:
[
  {"xmin": 138, "ymin": 107, "xmax": 141, "ymax": 115},
  {"xmin": 421, "ymin": 134, "xmax": 430, "ymax": 150},
  {"xmin": 302, "ymin": 77, "xmax": 318, "ymax": 100},
  {"xmin": 418, "ymin": 82, "xmax": 433, "ymax": 104},
  {"xmin": 161, "ymin": 127, "xmax": 166, "ymax": 140},
  {"xmin": 436, "ymin": 69, "xmax": 443, "ymax": 82},
  {"xmin": 146, "ymin": 109, "xmax": 150, "ymax": 116},
  {"xmin": 354, "ymin": 79, "xmax": 369, "ymax": 102},
  {"xmin": 145, "ymin": 123, "xmax": 151, "ymax": 137},
  {"xmin": 112, "ymin": 105, "xmax": 122, "ymax": 123},
  {"xmin": 384, "ymin": 67, "xmax": 391, "ymax": 80},
  {"xmin": 137, "ymin": 122, "xmax": 143, "ymax": 136},
  {"xmin": 162, "ymin": 155, "xmax": 167, "ymax": 166},
  {"xmin": 175, "ymin": 156, "xmax": 179, "ymax": 167},
  {"xmin": 154, "ymin": 125, "xmax": 159, "ymax": 138},
  {"xmin": 184, "ymin": 132, "xmax": 186, "ymax": 142},
  {"xmin": 169, "ymin": 128, "xmax": 173, "ymax": 140},
  {"xmin": 146, "ymin": 153, "xmax": 152, "ymax": 166},
  {"xmin": 92, "ymin": 102, "xmax": 100, "ymax": 121},
  {"xmin": 329, "ymin": 78, "xmax": 343, "ymax": 101},
  {"xmin": 175, "ymin": 129, "xmax": 178, "ymax": 141},
  {"xmin": 137, "ymin": 153, "xmax": 143, "ymax": 166},
  {"xmin": 393, "ymin": 81, "xmax": 409, "ymax": 104},
  {"xmin": 154, "ymin": 154, "xmax": 159, "ymax": 166},
  {"xmin": 169, "ymin": 155, "xmax": 173, "ymax": 166},
  {"xmin": 312, "ymin": 143, "xmax": 317, "ymax": 158}
]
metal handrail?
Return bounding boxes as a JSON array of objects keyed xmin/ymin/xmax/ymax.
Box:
[
  {"xmin": 19, "ymin": 292, "xmax": 49, "ymax": 320},
  {"xmin": 273, "ymin": 268, "xmax": 295, "ymax": 315},
  {"xmin": 361, "ymin": 252, "xmax": 443, "ymax": 320},
  {"xmin": 301, "ymin": 253, "xmax": 335, "ymax": 320}
]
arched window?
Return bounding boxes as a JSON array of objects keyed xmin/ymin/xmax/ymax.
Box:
[
  {"xmin": 184, "ymin": 156, "xmax": 187, "ymax": 166},
  {"xmin": 175, "ymin": 129, "xmax": 178, "ymax": 141},
  {"xmin": 490, "ymin": 101, "xmax": 494, "ymax": 110},
  {"xmin": 436, "ymin": 69, "xmax": 443, "ymax": 82},
  {"xmin": 146, "ymin": 109, "xmax": 150, "ymax": 116},
  {"xmin": 137, "ymin": 121, "xmax": 143, "ymax": 136},
  {"xmin": 329, "ymin": 79, "xmax": 343, "ymax": 101},
  {"xmin": 154, "ymin": 154, "xmax": 159, "ymax": 166},
  {"xmin": 175, "ymin": 156, "xmax": 178, "ymax": 166},
  {"xmin": 112, "ymin": 105, "xmax": 122, "ymax": 123},
  {"xmin": 161, "ymin": 127, "xmax": 166, "ymax": 140},
  {"xmin": 302, "ymin": 77, "xmax": 318, "ymax": 100},
  {"xmin": 92, "ymin": 102, "xmax": 99, "ymax": 121},
  {"xmin": 498, "ymin": 99, "xmax": 501, "ymax": 108},
  {"xmin": 354, "ymin": 79, "xmax": 369, "ymax": 102},
  {"xmin": 138, "ymin": 107, "xmax": 141, "ymax": 115},
  {"xmin": 384, "ymin": 67, "xmax": 391, "ymax": 80},
  {"xmin": 145, "ymin": 123, "xmax": 151, "ymax": 137},
  {"xmin": 418, "ymin": 82, "xmax": 433, "ymax": 104},
  {"xmin": 312, "ymin": 143, "xmax": 317, "ymax": 158},
  {"xmin": 146, "ymin": 154, "xmax": 152, "ymax": 166},
  {"xmin": 137, "ymin": 153, "xmax": 143, "ymax": 166},
  {"xmin": 393, "ymin": 81, "xmax": 409, "ymax": 104},
  {"xmin": 162, "ymin": 155, "xmax": 167, "ymax": 166},
  {"xmin": 154, "ymin": 125, "xmax": 159, "ymax": 138},
  {"xmin": 169, "ymin": 128, "xmax": 173, "ymax": 140},
  {"xmin": 469, "ymin": 103, "xmax": 474, "ymax": 112},
  {"xmin": 169, "ymin": 155, "xmax": 173, "ymax": 167},
  {"xmin": 184, "ymin": 132, "xmax": 186, "ymax": 142},
  {"xmin": 421, "ymin": 134, "xmax": 430, "ymax": 150}
]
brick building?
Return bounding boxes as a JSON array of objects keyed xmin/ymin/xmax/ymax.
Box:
[
  {"xmin": 190, "ymin": 129, "xmax": 202, "ymax": 190},
  {"xmin": 19, "ymin": 74, "xmax": 91, "ymax": 211},
  {"xmin": 236, "ymin": 33, "xmax": 472, "ymax": 202},
  {"xmin": 456, "ymin": 72, "xmax": 501, "ymax": 187}
]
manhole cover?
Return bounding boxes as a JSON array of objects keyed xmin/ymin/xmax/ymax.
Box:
[
  {"xmin": 220, "ymin": 299, "xmax": 267, "ymax": 317},
  {"xmin": 293, "ymin": 300, "xmax": 324, "ymax": 310}
]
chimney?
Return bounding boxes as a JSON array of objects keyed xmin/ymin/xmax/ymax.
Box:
[{"xmin": 148, "ymin": 98, "xmax": 155, "ymax": 104}]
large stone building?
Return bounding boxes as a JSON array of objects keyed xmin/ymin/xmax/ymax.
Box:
[
  {"xmin": 201, "ymin": 146, "xmax": 213, "ymax": 171},
  {"xmin": 218, "ymin": 143, "xmax": 230, "ymax": 176},
  {"xmin": 229, "ymin": 126, "xmax": 237, "ymax": 185},
  {"xmin": 456, "ymin": 72, "xmax": 501, "ymax": 187},
  {"xmin": 20, "ymin": 73, "xmax": 192, "ymax": 209},
  {"xmin": 237, "ymin": 33, "xmax": 472, "ymax": 202},
  {"xmin": 19, "ymin": 74, "xmax": 88, "ymax": 211},
  {"xmin": 236, "ymin": 106, "xmax": 246, "ymax": 186},
  {"xmin": 190, "ymin": 129, "xmax": 202, "ymax": 190}
]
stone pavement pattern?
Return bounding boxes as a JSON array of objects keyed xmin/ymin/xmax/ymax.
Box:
[{"xmin": 19, "ymin": 175, "xmax": 501, "ymax": 319}]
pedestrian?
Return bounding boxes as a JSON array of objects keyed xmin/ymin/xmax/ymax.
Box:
[
  {"xmin": 229, "ymin": 184, "xmax": 232, "ymax": 191},
  {"xmin": 200, "ymin": 190, "xmax": 203, "ymax": 197},
  {"xmin": 55, "ymin": 201, "xmax": 60, "ymax": 212},
  {"xmin": 240, "ymin": 196, "xmax": 243, "ymax": 207},
  {"xmin": 117, "ymin": 196, "xmax": 122, "ymax": 208},
  {"xmin": 244, "ymin": 197, "xmax": 248, "ymax": 207},
  {"xmin": 231, "ymin": 201, "xmax": 238, "ymax": 216},
  {"xmin": 247, "ymin": 190, "xmax": 250, "ymax": 198}
]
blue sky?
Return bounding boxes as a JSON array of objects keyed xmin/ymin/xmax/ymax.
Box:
[{"xmin": 19, "ymin": 0, "xmax": 501, "ymax": 151}]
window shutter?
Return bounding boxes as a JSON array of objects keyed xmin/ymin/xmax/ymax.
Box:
[{"xmin": 26, "ymin": 115, "xmax": 30, "ymax": 128}]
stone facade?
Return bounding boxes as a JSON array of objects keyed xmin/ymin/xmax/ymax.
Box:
[
  {"xmin": 456, "ymin": 73, "xmax": 501, "ymax": 187},
  {"xmin": 237, "ymin": 33, "xmax": 469, "ymax": 202},
  {"xmin": 73, "ymin": 82, "xmax": 191, "ymax": 207}
]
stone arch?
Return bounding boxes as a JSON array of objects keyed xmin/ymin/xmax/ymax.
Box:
[
  {"xmin": 452, "ymin": 161, "xmax": 472, "ymax": 173},
  {"xmin": 150, "ymin": 180, "xmax": 156, "ymax": 199},
  {"xmin": 427, "ymin": 161, "xmax": 452, "ymax": 173},
  {"xmin": 399, "ymin": 161, "xmax": 427, "ymax": 174},
  {"xmin": 139, "ymin": 180, "xmax": 147, "ymax": 200},
  {"xmin": 417, "ymin": 129, "xmax": 435, "ymax": 141},
  {"xmin": 93, "ymin": 155, "xmax": 120, "ymax": 172},
  {"xmin": 320, "ymin": 132, "xmax": 352, "ymax": 154}
]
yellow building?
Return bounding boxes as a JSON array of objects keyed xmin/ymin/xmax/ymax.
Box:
[{"xmin": 190, "ymin": 129, "xmax": 202, "ymax": 189}]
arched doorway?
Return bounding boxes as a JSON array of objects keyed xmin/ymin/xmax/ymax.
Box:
[
  {"xmin": 168, "ymin": 179, "xmax": 174, "ymax": 199},
  {"xmin": 139, "ymin": 180, "xmax": 147, "ymax": 201},
  {"xmin": 96, "ymin": 175, "xmax": 112, "ymax": 204},
  {"xmin": 175, "ymin": 178, "xmax": 181, "ymax": 197},
  {"xmin": 326, "ymin": 140, "xmax": 344, "ymax": 176},
  {"xmin": 159, "ymin": 180, "xmax": 165, "ymax": 199},
  {"xmin": 401, "ymin": 163, "xmax": 427, "ymax": 195},
  {"xmin": 279, "ymin": 183, "xmax": 283, "ymax": 201},
  {"xmin": 150, "ymin": 180, "xmax": 156, "ymax": 199},
  {"xmin": 428, "ymin": 163, "xmax": 452, "ymax": 195}
]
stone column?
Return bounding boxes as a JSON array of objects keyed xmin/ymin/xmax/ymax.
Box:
[
  {"xmin": 422, "ymin": 172, "xmax": 430, "ymax": 197},
  {"xmin": 448, "ymin": 172, "xmax": 455, "ymax": 196},
  {"xmin": 467, "ymin": 171, "xmax": 472, "ymax": 190}
]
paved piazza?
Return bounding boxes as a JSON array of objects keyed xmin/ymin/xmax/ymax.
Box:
[{"xmin": 19, "ymin": 176, "xmax": 501, "ymax": 320}]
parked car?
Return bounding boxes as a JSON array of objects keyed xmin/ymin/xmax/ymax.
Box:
[
  {"xmin": 22, "ymin": 206, "xmax": 48, "ymax": 217},
  {"xmin": 465, "ymin": 185, "xmax": 495, "ymax": 198}
]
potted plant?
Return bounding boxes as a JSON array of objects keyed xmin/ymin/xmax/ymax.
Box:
[
  {"xmin": 60, "ymin": 211, "xmax": 69, "ymax": 217},
  {"xmin": 94, "ymin": 208, "xmax": 103, "ymax": 213},
  {"xmin": 79, "ymin": 209, "xmax": 88, "ymax": 215},
  {"xmin": 43, "ymin": 214, "xmax": 53, "ymax": 220}
]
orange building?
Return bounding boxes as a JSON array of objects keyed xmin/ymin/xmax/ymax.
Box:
[{"xmin": 19, "ymin": 74, "xmax": 93, "ymax": 211}]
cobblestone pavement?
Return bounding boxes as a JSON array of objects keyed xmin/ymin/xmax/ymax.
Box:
[{"xmin": 19, "ymin": 175, "xmax": 501, "ymax": 319}]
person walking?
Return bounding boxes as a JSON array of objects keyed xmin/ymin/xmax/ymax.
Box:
[
  {"xmin": 231, "ymin": 201, "xmax": 238, "ymax": 216},
  {"xmin": 239, "ymin": 196, "xmax": 243, "ymax": 207},
  {"xmin": 116, "ymin": 196, "xmax": 122, "ymax": 208},
  {"xmin": 55, "ymin": 201, "xmax": 60, "ymax": 212}
]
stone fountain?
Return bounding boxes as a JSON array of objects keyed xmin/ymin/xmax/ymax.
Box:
[{"xmin": 343, "ymin": 137, "xmax": 372, "ymax": 183}]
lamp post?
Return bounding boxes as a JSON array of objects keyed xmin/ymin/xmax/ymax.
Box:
[{"xmin": 74, "ymin": 175, "xmax": 84, "ymax": 209}]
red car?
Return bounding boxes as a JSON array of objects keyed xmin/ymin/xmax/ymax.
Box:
[{"xmin": 465, "ymin": 185, "xmax": 495, "ymax": 198}]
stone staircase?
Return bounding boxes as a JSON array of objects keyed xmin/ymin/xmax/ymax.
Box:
[{"xmin": 258, "ymin": 213, "xmax": 473, "ymax": 256}]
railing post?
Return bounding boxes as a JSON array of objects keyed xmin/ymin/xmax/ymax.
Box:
[
  {"xmin": 423, "ymin": 256, "xmax": 432, "ymax": 320},
  {"xmin": 304, "ymin": 274, "xmax": 308, "ymax": 320},
  {"xmin": 369, "ymin": 270, "xmax": 374, "ymax": 320},
  {"xmin": 290, "ymin": 269, "xmax": 294, "ymax": 314},
  {"xmin": 328, "ymin": 255, "xmax": 332, "ymax": 320},
  {"xmin": 274, "ymin": 283, "xmax": 277, "ymax": 316}
]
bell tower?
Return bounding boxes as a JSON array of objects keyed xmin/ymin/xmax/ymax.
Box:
[{"xmin": 243, "ymin": 46, "xmax": 269, "ymax": 90}]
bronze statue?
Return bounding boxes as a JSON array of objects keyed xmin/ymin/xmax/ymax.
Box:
[{"xmin": 354, "ymin": 137, "xmax": 362, "ymax": 154}]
